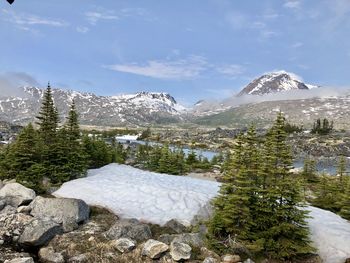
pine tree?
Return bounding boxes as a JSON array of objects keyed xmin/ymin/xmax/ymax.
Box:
[
  {"xmin": 208, "ymin": 130, "xmax": 258, "ymax": 252},
  {"xmin": 339, "ymin": 179, "xmax": 350, "ymax": 220},
  {"xmin": 337, "ymin": 155, "xmax": 347, "ymax": 188},
  {"xmin": 251, "ymin": 112, "xmax": 314, "ymax": 259},
  {"xmin": 36, "ymin": 83, "xmax": 59, "ymax": 145},
  {"xmin": 5, "ymin": 123, "xmax": 43, "ymax": 190},
  {"xmin": 64, "ymin": 101, "xmax": 87, "ymax": 179}
]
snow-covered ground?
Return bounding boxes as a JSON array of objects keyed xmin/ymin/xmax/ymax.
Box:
[
  {"xmin": 306, "ymin": 206, "xmax": 350, "ymax": 263},
  {"xmin": 54, "ymin": 164, "xmax": 220, "ymax": 226},
  {"xmin": 53, "ymin": 164, "xmax": 350, "ymax": 263}
]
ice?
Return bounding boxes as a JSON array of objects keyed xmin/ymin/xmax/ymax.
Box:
[
  {"xmin": 53, "ymin": 164, "xmax": 220, "ymax": 226},
  {"xmin": 53, "ymin": 164, "xmax": 350, "ymax": 262}
]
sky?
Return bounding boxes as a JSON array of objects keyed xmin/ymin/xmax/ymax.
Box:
[{"xmin": 0, "ymin": 0, "xmax": 350, "ymax": 105}]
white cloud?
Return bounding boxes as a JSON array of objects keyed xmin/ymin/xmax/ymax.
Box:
[
  {"xmin": 76, "ymin": 26, "xmax": 89, "ymax": 34},
  {"xmin": 216, "ymin": 64, "xmax": 245, "ymax": 78},
  {"xmin": 291, "ymin": 42, "xmax": 304, "ymax": 48},
  {"xmin": 2, "ymin": 9, "xmax": 68, "ymax": 28},
  {"xmin": 85, "ymin": 11, "xmax": 119, "ymax": 25},
  {"xmin": 284, "ymin": 1, "xmax": 301, "ymax": 9},
  {"xmin": 105, "ymin": 56, "xmax": 208, "ymax": 80}
]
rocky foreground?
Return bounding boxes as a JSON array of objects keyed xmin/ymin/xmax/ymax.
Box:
[
  {"xmin": 0, "ymin": 180, "xmax": 259, "ymax": 263},
  {"xmin": 1, "ymin": 180, "xmax": 349, "ymax": 263}
]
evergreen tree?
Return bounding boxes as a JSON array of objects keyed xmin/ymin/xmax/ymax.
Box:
[
  {"xmin": 337, "ymin": 155, "xmax": 347, "ymax": 188},
  {"xmin": 339, "ymin": 179, "xmax": 350, "ymax": 220},
  {"xmin": 208, "ymin": 131, "xmax": 257, "ymax": 251},
  {"xmin": 4, "ymin": 123, "xmax": 43, "ymax": 190},
  {"xmin": 251, "ymin": 112, "xmax": 313, "ymax": 259},
  {"xmin": 302, "ymin": 158, "xmax": 318, "ymax": 183}
]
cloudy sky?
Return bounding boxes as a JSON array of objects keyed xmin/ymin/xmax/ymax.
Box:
[{"xmin": 0, "ymin": 0, "xmax": 349, "ymax": 105}]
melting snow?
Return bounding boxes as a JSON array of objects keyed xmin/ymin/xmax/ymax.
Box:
[
  {"xmin": 54, "ymin": 164, "xmax": 220, "ymax": 226},
  {"xmin": 53, "ymin": 164, "xmax": 350, "ymax": 262}
]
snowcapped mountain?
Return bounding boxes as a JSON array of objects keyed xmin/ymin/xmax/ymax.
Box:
[
  {"xmin": 238, "ymin": 71, "xmax": 313, "ymax": 96},
  {"xmin": 0, "ymin": 87, "xmax": 186, "ymax": 126}
]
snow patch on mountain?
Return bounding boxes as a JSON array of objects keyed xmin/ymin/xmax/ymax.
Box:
[
  {"xmin": 238, "ymin": 71, "xmax": 315, "ymax": 96},
  {"xmin": 0, "ymin": 87, "xmax": 186, "ymax": 126}
]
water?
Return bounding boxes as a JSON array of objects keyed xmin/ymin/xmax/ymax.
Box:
[
  {"xmin": 117, "ymin": 138, "xmax": 341, "ymax": 174},
  {"xmin": 116, "ymin": 139, "xmax": 218, "ymax": 160}
]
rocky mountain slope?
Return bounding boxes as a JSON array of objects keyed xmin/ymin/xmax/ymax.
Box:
[
  {"xmin": 194, "ymin": 94, "xmax": 350, "ymax": 129},
  {"xmin": 238, "ymin": 71, "xmax": 315, "ymax": 96},
  {"xmin": 0, "ymin": 87, "xmax": 186, "ymax": 126}
]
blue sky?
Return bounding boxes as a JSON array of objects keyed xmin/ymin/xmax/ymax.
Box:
[{"xmin": 0, "ymin": 0, "xmax": 349, "ymax": 105}]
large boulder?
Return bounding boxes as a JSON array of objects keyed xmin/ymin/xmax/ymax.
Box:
[
  {"xmin": 0, "ymin": 183, "xmax": 36, "ymax": 207},
  {"xmin": 142, "ymin": 239, "xmax": 169, "ymax": 259},
  {"xmin": 19, "ymin": 218, "xmax": 62, "ymax": 247},
  {"xmin": 39, "ymin": 247, "xmax": 65, "ymax": 263},
  {"xmin": 105, "ymin": 219, "xmax": 152, "ymax": 242},
  {"xmin": 170, "ymin": 241, "xmax": 191, "ymax": 261},
  {"xmin": 30, "ymin": 196, "xmax": 89, "ymax": 231}
]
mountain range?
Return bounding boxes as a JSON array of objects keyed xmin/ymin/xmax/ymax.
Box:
[
  {"xmin": 0, "ymin": 71, "xmax": 348, "ymax": 128},
  {"xmin": 0, "ymin": 87, "xmax": 185, "ymax": 126}
]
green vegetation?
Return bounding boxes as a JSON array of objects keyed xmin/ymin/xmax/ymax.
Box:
[
  {"xmin": 311, "ymin": 118, "xmax": 334, "ymax": 135},
  {"xmin": 134, "ymin": 143, "xmax": 214, "ymax": 175},
  {"xmin": 307, "ymin": 156, "xmax": 350, "ymax": 220},
  {"xmin": 0, "ymin": 85, "xmax": 127, "ymax": 191},
  {"xmin": 208, "ymin": 113, "xmax": 314, "ymax": 260}
]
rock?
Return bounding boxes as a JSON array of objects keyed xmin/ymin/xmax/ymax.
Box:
[
  {"xmin": 222, "ymin": 254, "xmax": 241, "ymax": 263},
  {"xmin": 142, "ymin": 239, "xmax": 169, "ymax": 259},
  {"xmin": 111, "ymin": 238, "xmax": 136, "ymax": 253},
  {"xmin": 4, "ymin": 258, "xmax": 34, "ymax": 263},
  {"xmin": 170, "ymin": 241, "xmax": 191, "ymax": 261},
  {"xmin": 164, "ymin": 219, "xmax": 187, "ymax": 234},
  {"xmin": 159, "ymin": 233, "xmax": 203, "ymax": 247},
  {"xmin": 0, "ymin": 205, "xmax": 17, "ymax": 216},
  {"xmin": 345, "ymin": 259, "xmax": 350, "ymax": 263},
  {"xmin": 105, "ymin": 219, "xmax": 152, "ymax": 242},
  {"xmin": 0, "ymin": 183, "xmax": 36, "ymax": 207},
  {"xmin": 39, "ymin": 247, "xmax": 65, "ymax": 263},
  {"xmin": 244, "ymin": 259, "xmax": 255, "ymax": 263},
  {"xmin": 0, "ymin": 199, "xmax": 6, "ymax": 210},
  {"xmin": 19, "ymin": 218, "xmax": 62, "ymax": 247},
  {"xmin": 30, "ymin": 196, "xmax": 89, "ymax": 231},
  {"xmin": 68, "ymin": 254, "xmax": 89, "ymax": 263},
  {"xmin": 16, "ymin": 206, "xmax": 31, "ymax": 214},
  {"xmin": 200, "ymin": 247, "xmax": 220, "ymax": 260},
  {"xmin": 0, "ymin": 213, "xmax": 33, "ymax": 244},
  {"xmin": 203, "ymin": 257, "xmax": 218, "ymax": 263}
]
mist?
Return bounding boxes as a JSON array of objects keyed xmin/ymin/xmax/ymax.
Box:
[
  {"xmin": 193, "ymin": 86, "xmax": 350, "ymax": 112},
  {"xmin": 0, "ymin": 72, "xmax": 40, "ymax": 98}
]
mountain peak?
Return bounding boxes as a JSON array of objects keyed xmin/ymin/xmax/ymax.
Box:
[{"xmin": 238, "ymin": 71, "xmax": 311, "ymax": 96}]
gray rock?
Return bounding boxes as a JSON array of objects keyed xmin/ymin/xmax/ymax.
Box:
[
  {"xmin": 244, "ymin": 259, "xmax": 255, "ymax": 263},
  {"xmin": 0, "ymin": 205, "xmax": 17, "ymax": 216},
  {"xmin": 19, "ymin": 218, "xmax": 62, "ymax": 247},
  {"xmin": 68, "ymin": 254, "xmax": 89, "ymax": 263},
  {"xmin": 159, "ymin": 233, "xmax": 203, "ymax": 247},
  {"xmin": 4, "ymin": 258, "xmax": 34, "ymax": 263},
  {"xmin": 0, "ymin": 199, "xmax": 6, "ymax": 210},
  {"xmin": 30, "ymin": 196, "xmax": 89, "ymax": 231},
  {"xmin": 170, "ymin": 241, "xmax": 191, "ymax": 261},
  {"xmin": 105, "ymin": 219, "xmax": 152, "ymax": 242},
  {"xmin": 222, "ymin": 254, "xmax": 241, "ymax": 263},
  {"xmin": 111, "ymin": 238, "xmax": 136, "ymax": 253},
  {"xmin": 16, "ymin": 206, "xmax": 31, "ymax": 214},
  {"xmin": 203, "ymin": 257, "xmax": 218, "ymax": 263},
  {"xmin": 0, "ymin": 183, "xmax": 36, "ymax": 207},
  {"xmin": 142, "ymin": 239, "xmax": 169, "ymax": 259},
  {"xmin": 164, "ymin": 219, "xmax": 187, "ymax": 234},
  {"xmin": 39, "ymin": 247, "xmax": 65, "ymax": 263}
]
